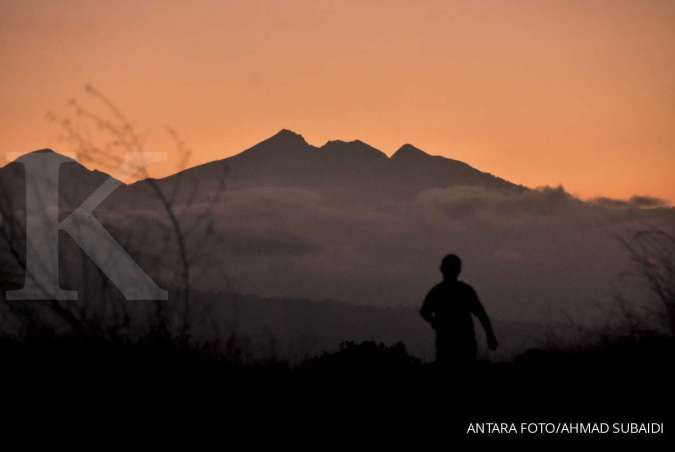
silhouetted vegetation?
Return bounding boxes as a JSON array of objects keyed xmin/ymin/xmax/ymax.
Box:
[{"xmin": 299, "ymin": 341, "xmax": 422, "ymax": 372}]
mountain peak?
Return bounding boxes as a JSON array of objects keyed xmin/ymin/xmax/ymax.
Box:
[
  {"xmin": 391, "ymin": 143, "xmax": 428, "ymax": 160},
  {"xmin": 320, "ymin": 139, "xmax": 388, "ymax": 161},
  {"xmin": 24, "ymin": 148, "xmax": 73, "ymax": 159},
  {"xmin": 5, "ymin": 149, "xmax": 77, "ymax": 167},
  {"xmin": 267, "ymin": 128, "xmax": 308, "ymax": 145},
  {"xmin": 30, "ymin": 148, "xmax": 59, "ymax": 155},
  {"xmin": 231, "ymin": 129, "xmax": 313, "ymax": 161}
]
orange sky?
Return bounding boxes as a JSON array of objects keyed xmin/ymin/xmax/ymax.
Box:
[{"xmin": 2, "ymin": 0, "xmax": 674, "ymax": 203}]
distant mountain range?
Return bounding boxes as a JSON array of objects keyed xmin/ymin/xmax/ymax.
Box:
[
  {"xmin": 2, "ymin": 129, "xmax": 526, "ymax": 208},
  {"xmin": 148, "ymin": 129, "xmax": 524, "ymax": 202}
]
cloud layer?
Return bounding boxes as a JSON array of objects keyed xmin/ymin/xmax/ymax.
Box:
[{"xmin": 169, "ymin": 185, "xmax": 674, "ymax": 323}]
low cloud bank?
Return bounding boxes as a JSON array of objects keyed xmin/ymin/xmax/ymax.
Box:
[{"xmin": 170, "ymin": 185, "xmax": 674, "ymax": 323}]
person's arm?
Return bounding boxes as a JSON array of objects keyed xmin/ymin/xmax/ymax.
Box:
[{"xmin": 471, "ymin": 289, "xmax": 498, "ymax": 351}]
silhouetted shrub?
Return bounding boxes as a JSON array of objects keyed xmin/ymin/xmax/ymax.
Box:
[{"xmin": 298, "ymin": 340, "xmax": 422, "ymax": 372}]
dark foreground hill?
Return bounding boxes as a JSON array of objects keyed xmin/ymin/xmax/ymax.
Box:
[{"xmin": 1, "ymin": 331, "xmax": 672, "ymax": 444}]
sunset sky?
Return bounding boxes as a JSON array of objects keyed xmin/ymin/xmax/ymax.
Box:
[{"xmin": 2, "ymin": 0, "xmax": 674, "ymax": 203}]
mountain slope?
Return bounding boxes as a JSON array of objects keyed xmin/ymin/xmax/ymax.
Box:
[
  {"xmin": 0, "ymin": 149, "xmax": 121, "ymax": 214},
  {"xmin": 148, "ymin": 129, "xmax": 525, "ymax": 203},
  {"xmin": 3, "ymin": 131, "xmax": 524, "ymax": 206}
]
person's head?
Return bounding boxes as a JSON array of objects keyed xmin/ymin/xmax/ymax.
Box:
[{"xmin": 440, "ymin": 254, "xmax": 462, "ymax": 280}]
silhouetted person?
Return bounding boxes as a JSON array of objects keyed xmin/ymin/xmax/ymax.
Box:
[{"xmin": 420, "ymin": 254, "xmax": 498, "ymax": 366}]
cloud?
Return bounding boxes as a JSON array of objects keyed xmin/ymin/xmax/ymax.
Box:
[
  {"xmin": 589, "ymin": 195, "xmax": 670, "ymax": 209},
  {"xmin": 98, "ymin": 184, "xmax": 674, "ymax": 323},
  {"xmin": 415, "ymin": 185, "xmax": 582, "ymax": 218}
]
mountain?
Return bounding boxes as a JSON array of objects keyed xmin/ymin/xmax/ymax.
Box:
[
  {"xmin": 1, "ymin": 130, "xmax": 524, "ymax": 208},
  {"xmin": 0, "ymin": 149, "xmax": 120, "ymax": 216},
  {"xmin": 146, "ymin": 129, "xmax": 524, "ymax": 203}
]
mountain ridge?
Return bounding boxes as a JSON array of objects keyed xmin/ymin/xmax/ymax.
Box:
[
  {"xmin": 146, "ymin": 129, "xmax": 525, "ymax": 201},
  {"xmin": 2, "ymin": 129, "xmax": 526, "ymax": 204}
]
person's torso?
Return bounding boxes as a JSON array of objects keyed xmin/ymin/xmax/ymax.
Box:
[{"xmin": 430, "ymin": 281, "xmax": 476, "ymax": 336}]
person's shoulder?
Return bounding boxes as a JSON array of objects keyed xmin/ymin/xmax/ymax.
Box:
[
  {"xmin": 429, "ymin": 282, "xmax": 444, "ymax": 292},
  {"xmin": 457, "ymin": 280, "xmax": 477, "ymax": 294},
  {"xmin": 457, "ymin": 280, "xmax": 474, "ymax": 290},
  {"xmin": 423, "ymin": 283, "xmax": 443, "ymax": 303}
]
